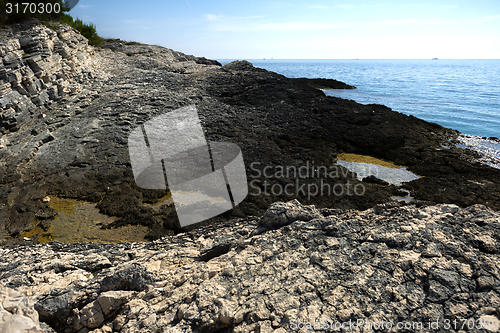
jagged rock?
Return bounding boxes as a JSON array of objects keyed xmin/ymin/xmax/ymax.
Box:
[
  {"xmin": 96, "ymin": 291, "xmax": 134, "ymax": 316},
  {"xmin": 31, "ymin": 90, "xmax": 49, "ymax": 106},
  {"xmin": 0, "ymin": 39, "xmax": 21, "ymax": 57},
  {"xmin": 0, "ymin": 21, "xmax": 99, "ymax": 133},
  {"xmin": 259, "ymin": 199, "xmax": 322, "ymax": 229},
  {"xmin": 0, "ymin": 283, "xmax": 43, "ymax": 332},
  {"xmin": 0, "ymin": 90, "xmax": 22, "ymax": 108},
  {"xmin": 0, "ymin": 203, "xmax": 499, "ymax": 332}
]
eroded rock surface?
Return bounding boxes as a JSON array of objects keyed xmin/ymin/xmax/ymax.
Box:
[
  {"xmin": 1, "ymin": 21, "xmax": 500, "ymax": 244},
  {"xmin": 0, "ymin": 22, "xmax": 100, "ymax": 131},
  {"xmin": 1, "ymin": 201, "xmax": 500, "ymax": 332},
  {"xmin": 0, "ymin": 283, "xmax": 44, "ymax": 332}
]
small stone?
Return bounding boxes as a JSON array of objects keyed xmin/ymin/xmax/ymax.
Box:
[
  {"xmin": 78, "ymin": 301, "xmax": 104, "ymax": 329},
  {"xmin": 310, "ymin": 252, "xmax": 321, "ymax": 264},
  {"xmin": 400, "ymin": 225, "xmax": 412, "ymax": 232},
  {"xmin": 422, "ymin": 243, "xmax": 442, "ymax": 258},
  {"xmin": 259, "ymin": 199, "xmax": 322, "ymax": 229},
  {"xmin": 219, "ymin": 310, "xmax": 233, "ymax": 324},
  {"xmin": 42, "ymin": 196, "xmax": 51, "ymax": 203},
  {"xmin": 234, "ymin": 310, "xmax": 245, "ymax": 324},
  {"xmin": 477, "ymin": 276, "xmax": 495, "ymax": 289},
  {"xmin": 479, "ymin": 307, "xmax": 497, "ymax": 315},
  {"xmin": 97, "ymin": 291, "xmax": 133, "ymax": 316},
  {"xmin": 177, "ymin": 304, "xmax": 188, "ymax": 320}
]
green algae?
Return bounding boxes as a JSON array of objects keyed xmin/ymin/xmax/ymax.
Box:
[{"xmin": 23, "ymin": 197, "xmax": 150, "ymax": 244}]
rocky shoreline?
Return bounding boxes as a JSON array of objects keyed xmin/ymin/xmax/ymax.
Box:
[
  {"xmin": 1, "ymin": 21, "xmax": 499, "ymax": 245},
  {"xmin": 1, "ymin": 200, "xmax": 500, "ymax": 332},
  {"xmin": 1, "ymin": 19, "xmax": 500, "ymax": 333}
]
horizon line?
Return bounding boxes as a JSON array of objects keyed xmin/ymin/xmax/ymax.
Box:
[{"xmin": 216, "ymin": 58, "xmax": 500, "ymax": 61}]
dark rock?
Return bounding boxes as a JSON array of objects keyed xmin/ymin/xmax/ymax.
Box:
[
  {"xmin": 363, "ymin": 174, "xmax": 390, "ymax": 185},
  {"xmin": 1, "ymin": 21, "xmax": 500, "ymax": 243},
  {"xmin": 199, "ymin": 242, "xmax": 232, "ymax": 262},
  {"xmin": 31, "ymin": 90, "xmax": 49, "ymax": 106},
  {"xmin": 35, "ymin": 290, "xmax": 76, "ymax": 330},
  {"xmin": 222, "ymin": 60, "xmax": 255, "ymax": 71},
  {"xmin": 99, "ymin": 264, "xmax": 157, "ymax": 292},
  {"xmin": 34, "ymin": 207, "xmax": 58, "ymax": 221},
  {"xmin": 292, "ymin": 77, "xmax": 357, "ymax": 89}
]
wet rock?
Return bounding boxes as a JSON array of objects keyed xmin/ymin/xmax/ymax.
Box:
[
  {"xmin": 292, "ymin": 77, "xmax": 357, "ymax": 90},
  {"xmin": 34, "ymin": 207, "xmax": 57, "ymax": 221},
  {"xmin": 363, "ymin": 174, "xmax": 390, "ymax": 185}
]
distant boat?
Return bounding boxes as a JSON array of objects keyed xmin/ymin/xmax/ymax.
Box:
[{"xmin": 432, "ymin": 58, "xmax": 439, "ymax": 60}]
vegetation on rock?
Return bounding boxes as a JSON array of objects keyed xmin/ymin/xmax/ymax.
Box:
[{"xmin": 0, "ymin": 0, "xmax": 102, "ymax": 45}]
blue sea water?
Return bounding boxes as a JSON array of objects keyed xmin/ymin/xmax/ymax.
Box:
[{"xmin": 219, "ymin": 59, "xmax": 500, "ymax": 139}]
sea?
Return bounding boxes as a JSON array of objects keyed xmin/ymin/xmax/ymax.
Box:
[{"xmin": 219, "ymin": 59, "xmax": 500, "ymax": 169}]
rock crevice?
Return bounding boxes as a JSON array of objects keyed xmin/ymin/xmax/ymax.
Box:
[{"xmin": 1, "ymin": 201, "xmax": 499, "ymax": 332}]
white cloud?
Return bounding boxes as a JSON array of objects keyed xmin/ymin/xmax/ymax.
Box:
[
  {"xmin": 205, "ymin": 16, "xmax": 459, "ymax": 33},
  {"xmin": 205, "ymin": 14, "xmax": 223, "ymax": 22},
  {"xmin": 484, "ymin": 15, "xmax": 500, "ymax": 21},
  {"xmin": 79, "ymin": 4, "xmax": 93, "ymax": 9}
]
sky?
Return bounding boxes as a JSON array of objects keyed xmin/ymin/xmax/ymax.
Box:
[{"xmin": 69, "ymin": 0, "xmax": 500, "ymax": 59}]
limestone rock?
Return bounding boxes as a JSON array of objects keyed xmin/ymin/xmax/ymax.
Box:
[
  {"xmin": 97, "ymin": 291, "xmax": 134, "ymax": 316},
  {"xmin": 259, "ymin": 199, "xmax": 322, "ymax": 229},
  {"xmin": 1, "ymin": 203, "xmax": 499, "ymax": 332},
  {"xmin": 0, "ymin": 21, "xmax": 99, "ymax": 133},
  {"xmin": 0, "ymin": 283, "xmax": 42, "ymax": 333}
]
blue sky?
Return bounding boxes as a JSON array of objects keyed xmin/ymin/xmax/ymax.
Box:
[{"xmin": 69, "ymin": 0, "xmax": 500, "ymax": 59}]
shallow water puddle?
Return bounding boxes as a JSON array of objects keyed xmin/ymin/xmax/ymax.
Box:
[
  {"xmin": 22, "ymin": 197, "xmax": 150, "ymax": 244},
  {"xmin": 390, "ymin": 189, "xmax": 413, "ymax": 203},
  {"xmin": 336, "ymin": 153, "xmax": 420, "ymax": 186}
]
